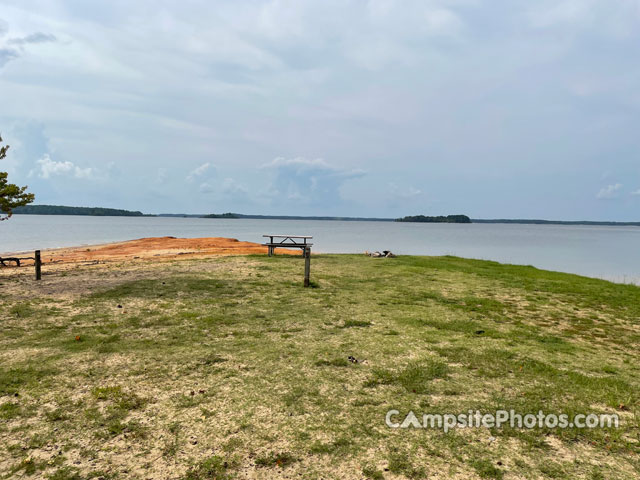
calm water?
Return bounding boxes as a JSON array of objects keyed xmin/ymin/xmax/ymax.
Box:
[{"xmin": 2, "ymin": 215, "xmax": 640, "ymax": 284}]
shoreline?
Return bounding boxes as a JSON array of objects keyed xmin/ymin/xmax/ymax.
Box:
[
  {"xmin": 0, "ymin": 236, "xmax": 297, "ymax": 271},
  {"xmin": 2, "ymin": 235, "xmax": 639, "ymax": 287}
]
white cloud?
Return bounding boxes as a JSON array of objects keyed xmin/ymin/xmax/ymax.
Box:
[
  {"xmin": 263, "ymin": 156, "xmax": 328, "ymax": 169},
  {"xmin": 222, "ymin": 177, "xmax": 248, "ymax": 195},
  {"xmin": 0, "ymin": 27, "xmax": 57, "ymax": 69},
  {"xmin": 30, "ymin": 154, "xmax": 93, "ymax": 179},
  {"xmin": 262, "ymin": 157, "xmax": 364, "ymax": 178},
  {"xmin": 596, "ymin": 183, "xmax": 623, "ymax": 200},
  {"xmin": 388, "ymin": 183, "xmax": 422, "ymax": 198},
  {"xmin": 526, "ymin": 0, "xmax": 640, "ymax": 38},
  {"xmin": 527, "ymin": 0, "xmax": 593, "ymax": 29},
  {"xmin": 260, "ymin": 156, "xmax": 365, "ymax": 207},
  {"xmin": 199, "ymin": 182, "xmax": 214, "ymax": 193},
  {"xmin": 186, "ymin": 162, "xmax": 211, "ymax": 181},
  {"xmin": 631, "ymin": 189, "xmax": 640, "ymax": 196},
  {"xmin": 7, "ymin": 32, "xmax": 57, "ymax": 45},
  {"xmin": 156, "ymin": 167, "xmax": 168, "ymax": 183}
]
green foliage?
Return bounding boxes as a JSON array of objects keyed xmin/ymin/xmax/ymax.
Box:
[
  {"xmin": 47, "ymin": 466, "xmax": 84, "ymax": 480},
  {"xmin": 202, "ymin": 212, "xmax": 239, "ymax": 218},
  {"xmin": 0, "ymin": 402, "xmax": 21, "ymax": 419},
  {"xmin": 12, "ymin": 204, "xmax": 144, "ymax": 216},
  {"xmin": 387, "ymin": 449, "xmax": 427, "ymax": 478},
  {"xmin": 365, "ymin": 359, "xmax": 448, "ymax": 393},
  {"xmin": 362, "ymin": 464, "xmax": 385, "ymax": 480},
  {"xmin": 0, "ymin": 365, "xmax": 58, "ymax": 396},
  {"xmin": 182, "ymin": 456, "xmax": 236, "ymax": 480},
  {"xmin": 0, "ymin": 134, "xmax": 34, "ymax": 220},
  {"xmin": 471, "ymin": 459, "xmax": 504, "ymax": 479},
  {"xmin": 395, "ymin": 214, "xmax": 471, "ymax": 223},
  {"xmin": 254, "ymin": 451, "xmax": 297, "ymax": 468}
]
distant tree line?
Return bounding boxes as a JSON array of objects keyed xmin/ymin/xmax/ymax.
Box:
[
  {"xmin": 13, "ymin": 205, "xmax": 146, "ymax": 217},
  {"xmin": 395, "ymin": 214, "xmax": 471, "ymax": 223},
  {"xmin": 202, "ymin": 212, "xmax": 240, "ymax": 218}
]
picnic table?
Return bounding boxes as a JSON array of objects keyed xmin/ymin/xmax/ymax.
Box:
[{"xmin": 263, "ymin": 234, "xmax": 313, "ymax": 257}]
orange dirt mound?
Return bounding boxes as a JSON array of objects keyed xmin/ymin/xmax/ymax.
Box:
[{"xmin": 28, "ymin": 236, "xmax": 297, "ymax": 265}]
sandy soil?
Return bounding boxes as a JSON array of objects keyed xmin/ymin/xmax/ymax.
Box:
[{"xmin": 0, "ymin": 236, "xmax": 298, "ymax": 273}]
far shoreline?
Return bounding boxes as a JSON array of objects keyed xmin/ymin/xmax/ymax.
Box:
[
  {"xmin": 9, "ymin": 205, "xmax": 639, "ymax": 226},
  {"xmin": 10, "ymin": 212, "xmax": 640, "ymax": 227}
]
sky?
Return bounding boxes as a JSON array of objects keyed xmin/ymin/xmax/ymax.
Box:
[{"xmin": 1, "ymin": 0, "xmax": 639, "ymax": 220}]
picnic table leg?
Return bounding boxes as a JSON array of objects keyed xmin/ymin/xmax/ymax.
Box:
[
  {"xmin": 304, "ymin": 247, "xmax": 311, "ymax": 287},
  {"xmin": 35, "ymin": 250, "xmax": 41, "ymax": 280}
]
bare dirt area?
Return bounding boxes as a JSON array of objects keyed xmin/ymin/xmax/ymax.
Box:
[
  {"xmin": 4, "ymin": 236, "xmax": 296, "ymax": 265},
  {"xmin": 0, "ymin": 236, "xmax": 283, "ymax": 301}
]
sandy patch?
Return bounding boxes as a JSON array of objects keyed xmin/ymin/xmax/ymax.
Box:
[{"xmin": 0, "ymin": 236, "xmax": 298, "ymax": 273}]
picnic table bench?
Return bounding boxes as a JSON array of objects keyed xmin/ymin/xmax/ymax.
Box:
[
  {"xmin": 263, "ymin": 235, "xmax": 313, "ymax": 257},
  {"xmin": 0, "ymin": 250, "xmax": 42, "ymax": 280}
]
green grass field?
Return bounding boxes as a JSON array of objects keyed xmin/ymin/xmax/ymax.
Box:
[{"xmin": 1, "ymin": 254, "xmax": 639, "ymax": 479}]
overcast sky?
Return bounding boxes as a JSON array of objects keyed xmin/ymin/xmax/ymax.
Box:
[{"xmin": 1, "ymin": 1, "xmax": 639, "ymax": 219}]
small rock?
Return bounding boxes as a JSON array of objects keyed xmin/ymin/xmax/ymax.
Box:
[{"xmin": 117, "ymin": 305, "xmax": 123, "ymax": 309}]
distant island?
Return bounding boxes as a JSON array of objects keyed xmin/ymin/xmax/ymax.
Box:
[
  {"xmin": 13, "ymin": 205, "xmax": 148, "ymax": 217},
  {"xmin": 202, "ymin": 213, "xmax": 240, "ymax": 219},
  {"xmin": 396, "ymin": 214, "xmax": 472, "ymax": 223}
]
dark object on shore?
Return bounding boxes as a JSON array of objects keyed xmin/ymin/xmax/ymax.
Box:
[
  {"xmin": 0, "ymin": 250, "xmax": 42, "ymax": 280},
  {"xmin": 396, "ymin": 214, "xmax": 471, "ymax": 223},
  {"xmin": 35, "ymin": 250, "xmax": 41, "ymax": 280},
  {"xmin": 0, "ymin": 257, "xmax": 21, "ymax": 267}
]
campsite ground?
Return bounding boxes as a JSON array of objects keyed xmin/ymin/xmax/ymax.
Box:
[{"xmin": 0, "ymin": 244, "xmax": 639, "ymax": 479}]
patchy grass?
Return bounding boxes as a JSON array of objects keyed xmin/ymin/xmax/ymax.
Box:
[{"xmin": 0, "ymin": 254, "xmax": 639, "ymax": 479}]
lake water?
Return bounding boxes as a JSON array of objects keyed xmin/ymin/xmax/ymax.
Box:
[{"xmin": 2, "ymin": 215, "xmax": 640, "ymax": 285}]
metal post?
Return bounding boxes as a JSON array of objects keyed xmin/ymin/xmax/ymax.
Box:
[
  {"xmin": 303, "ymin": 247, "xmax": 310, "ymax": 287},
  {"xmin": 35, "ymin": 250, "xmax": 41, "ymax": 280}
]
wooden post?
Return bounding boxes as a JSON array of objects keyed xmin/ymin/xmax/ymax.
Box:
[
  {"xmin": 303, "ymin": 247, "xmax": 310, "ymax": 287},
  {"xmin": 35, "ymin": 250, "xmax": 41, "ymax": 280}
]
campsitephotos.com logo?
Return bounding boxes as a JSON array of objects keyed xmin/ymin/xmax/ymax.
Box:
[{"xmin": 385, "ymin": 409, "xmax": 620, "ymax": 433}]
